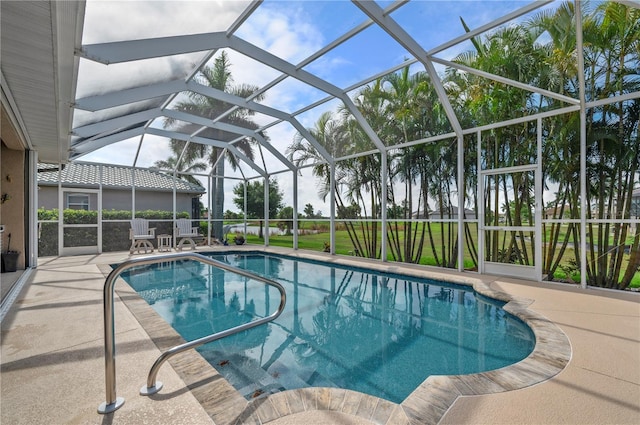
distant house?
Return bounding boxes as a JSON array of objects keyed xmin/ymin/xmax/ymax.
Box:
[
  {"xmin": 428, "ymin": 207, "xmax": 476, "ymax": 220},
  {"xmin": 631, "ymin": 188, "xmax": 640, "ymax": 218},
  {"xmin": 37, "ymin": 162, "xmax": 205, "ymax": 215},
  {"xmin": 412, "ymin": 207, "xmax": 477, "ymax": 220},
  {"xmin": 543, "ymin": 204, "xmax": 572, "ymax": 219}
]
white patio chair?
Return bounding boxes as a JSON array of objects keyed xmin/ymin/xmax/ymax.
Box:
[
  {"xmin": 129, "ymin": 218, "xmax": 156, "ymax": 254},
  {"xmin": 174, "ymin": 218, "xmax": 201, "ymax": 250}
]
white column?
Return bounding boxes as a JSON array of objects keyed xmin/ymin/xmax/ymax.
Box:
[
  {"xmin": 264, "ymin": 176, "xmax": 270, "ymax": 246},
  {"xmin": 535, "ymin": 118, "xmax": 543, "ymax": 281},
  {"xmin": 28, "ymin": 150, "xmax": 38, "ymax": 267},
  {"xmin": 293, "ymin": 170, "xmax": 299, "ymax": 250},
  {"xmin": 330, "ymin": 163, "xmax": 336, "ymax": 255},
  {"xmin": 381, "ymin": 150, "xmax": 388, "ymax": 262},
  {"xmin": 457, "ymin": 134, "xmax": 464, "ymax": 271},
  {"xmin": 575, "ymin": 0, "xmax": 588, "ymax": 289}
]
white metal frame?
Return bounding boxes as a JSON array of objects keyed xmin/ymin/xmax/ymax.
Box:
[
  {"xmin": 479, "ymin": 164, "xmax": 540, "ymax": 280},
  {"xmin": 476, "ymin": 112, "xmax": 544, "ymax": 281},
  {"xmin": 16, "ymin": 0, "xmax": 635, "ymax": 287},
  {"xmin": 58, "ymin": 187, "xmax": 102, "ymax": 256}
]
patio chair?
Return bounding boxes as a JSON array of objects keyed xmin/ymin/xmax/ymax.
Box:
[
  {"xmin": 129, "ymin": 218, "xmax": 155, "ymax": 254},
  {"xmin": 175, "ymin": 218, "xmax": 201, "ymax": 251}
]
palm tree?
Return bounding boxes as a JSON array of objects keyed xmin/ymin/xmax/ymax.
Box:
[
  {"xmin": 526, "ymin": 2, "xmax": 584, "ymax": 279},
  {"xmin": 153, "ymin": 140, "xmax": 208, "ymax": 186},
  {"xmin": 584, "ymin": 2, "xmax": 640, "ymax": 288},
  {"xmin": 286, "ymin": 110, "xmax": 370, "ymax": 255},
  {"xmin": 451, "ymin": 20, "xmax": 550, "ymax": 267},
  {"xmin": 375, "ymin": 67, "xmax": 426, "ymax": 263},
  {"xmin": 163, "ymin": 51, "xmax": 264, "ymax": 239},
  {"xmin": 529, "ymin": 1, "xmax": 640, "ymax": 288}
]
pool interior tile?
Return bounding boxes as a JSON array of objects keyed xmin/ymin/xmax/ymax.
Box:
[{"xmin": 108, "ymin": 248, "xmax": 573, "ymax": 425}]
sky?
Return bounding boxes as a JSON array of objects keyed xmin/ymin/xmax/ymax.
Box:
[{"xmin": 76, "ymin": 0, "xmax": 558, "ymax": 215}]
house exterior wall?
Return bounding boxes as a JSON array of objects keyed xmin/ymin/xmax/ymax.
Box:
[
  {"xmin": 38, "ymin": 186, "xmax": 197, "ymax": 215},
  {"xmin": 132, "ymin": 190, "xmax": 195, "ymax": 214},
  {"xmin": 1, "ymin": 142, "xmax": 26, "ymax": 270}
]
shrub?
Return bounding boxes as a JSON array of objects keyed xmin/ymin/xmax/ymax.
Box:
[
  {"xmin": 38, "ymin": 222, "xmax": 58, "ymax": 256},
  {"xmin": 37, "ymin": 208, "xmax": 192, "ymax": 255}
]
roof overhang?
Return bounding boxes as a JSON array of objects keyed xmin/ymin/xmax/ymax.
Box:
[{"xmin": 0, "ymin": 1, "xmax": 84, "ymax": 163}]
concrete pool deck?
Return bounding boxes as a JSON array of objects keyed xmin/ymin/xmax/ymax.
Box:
[{"xmin": 1, "ymin": 246, "xmax": 638, "ymax": 424}]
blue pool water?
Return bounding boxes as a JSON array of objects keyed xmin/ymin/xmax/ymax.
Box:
[{"xmin": 120, "ymin": 252, "xmax": 535, "ymax": 403}]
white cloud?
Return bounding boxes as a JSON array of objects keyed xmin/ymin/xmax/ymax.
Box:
[
  {"xmin": 235, "ymin": 4, "xmax": 324, "ymax": 65},
  {"xmin": 83, "ymin": 0, "xmax": 252, "ymax": 44},
  {"xmin": 79, "ymin": 0, "xmax": 253, "ymax": 98}
]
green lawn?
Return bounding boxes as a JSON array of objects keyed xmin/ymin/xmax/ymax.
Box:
[{"xmin": 234, "ymin": 221, "xmax": 639, "ymax": 288}]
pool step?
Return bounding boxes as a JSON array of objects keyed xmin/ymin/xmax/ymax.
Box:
[{"xmin": 201, "ymin": 350, "xmax": 340, "ymax": 399}]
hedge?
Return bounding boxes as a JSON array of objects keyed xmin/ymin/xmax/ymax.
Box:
[{"xmin": 37, "ymin": 208, "xmax": 193, "ymax": 256}]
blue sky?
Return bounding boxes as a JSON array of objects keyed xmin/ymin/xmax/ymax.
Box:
[{"xmin": 78, "ymin": 0, "xmax": 558, "ymax": 215}]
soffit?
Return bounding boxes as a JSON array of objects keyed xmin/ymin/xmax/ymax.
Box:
[{"xmin": 0, "ymin": 1, "xmax": 82, "ymax": 163}]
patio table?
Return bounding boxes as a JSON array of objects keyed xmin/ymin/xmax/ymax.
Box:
[{"xmin": 157, "ymin": 234, "xmax": 172, "ymax": 252}]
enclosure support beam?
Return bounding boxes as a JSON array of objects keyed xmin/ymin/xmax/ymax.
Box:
[
  {"xmin": 575, "ymin": 0, "xmax": 588, "ymax": 289},
  {"xmin": 29, "ymin": 150, "xmax": 39, "ymax": 267},
  {"xmin": 381, "ymin": 150, "xmax": 388, "ymax": 262},
  {"xmin": 353, "ymin": 0, "xmax": 463, "ymax": 138},
  {"xmin": 476, "ymin": 130, "xmax": 484, "ymax": 274},
  {"xmin": 243, "ymin": 181, "xmax": 248, "ymax": 237},
  {"xmin": 172, "ymin": 171, "xmax": 177, "ymax": 249},
  {"xmin": 330, "ymin": 163, "xmax": 336, "ymax": 255},
  {"xmin": 457, "ymin": 134, "xmax": 464, "ymax": 272},
  {"xmin": 293, "ymin": 170, "xmax": 299, "ymax": 250},
  {"xmin": 98, "ymin": 165, "xmax": 103, "ymax": 254},
  {"xmin": 535, "ymin": 118, "xmax": 543, "ymax": 281},
  {"xmin": 264, "ymin": 176, "xmax": 270, "ymax": 247}
]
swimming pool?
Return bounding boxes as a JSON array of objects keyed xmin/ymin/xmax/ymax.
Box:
[{"xmin": 120, "ymin": 251, "xmax": 535, "ymax": 404}]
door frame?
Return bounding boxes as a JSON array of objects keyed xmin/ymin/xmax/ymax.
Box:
[
  {"xmin": 478, "ymin": 163, "xmax": 542, "ymax": 281},
  {"xmin": 58, "ymin": 188, "xmax": 102, "ymax": 256}
]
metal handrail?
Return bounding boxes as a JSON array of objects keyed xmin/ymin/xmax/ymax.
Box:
[{"xmin": 98, "ymin": 252, "xmax": 286, "ymax": 414}]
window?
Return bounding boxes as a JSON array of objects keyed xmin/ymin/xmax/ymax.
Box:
[{"xmin": 67, "ymin": 194, "xmax": 89, "ymax": 210}]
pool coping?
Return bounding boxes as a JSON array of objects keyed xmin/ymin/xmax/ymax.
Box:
[{"xmin": 101, "ymin": 247, "xmax": 571, "ymax": 425}]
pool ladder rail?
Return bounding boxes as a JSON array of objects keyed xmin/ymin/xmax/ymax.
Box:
[{"xmin": 97, "ymin": 252, "xmax": 287, "ymax": 414}]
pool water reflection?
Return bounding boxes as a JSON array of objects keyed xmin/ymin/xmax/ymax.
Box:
[{"xmin": 121, "ymin": 252, "xmax": 535, "ymax": 403}]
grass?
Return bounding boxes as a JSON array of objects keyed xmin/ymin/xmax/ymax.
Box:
[{"xmin": 232, "ymin": 221, "xmax": 640, "ymax": 288}]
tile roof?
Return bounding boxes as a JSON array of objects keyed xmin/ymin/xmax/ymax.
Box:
[{"xmin": 37, "ymin": 162, "xmax": 205, "ymax": 193}]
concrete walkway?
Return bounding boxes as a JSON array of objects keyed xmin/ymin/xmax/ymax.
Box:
[{"xmin": 1, "ymin": 249, "xmax": 638, "ymax": 424}]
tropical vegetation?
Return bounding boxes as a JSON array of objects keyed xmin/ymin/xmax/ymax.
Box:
[
  {"xmin": 160, "ymin": 51, "xmax": 264, "ymax": 240},
  {"xmin": 286, "ymin": 1, "xmax": 639, "ymax": 289}
]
